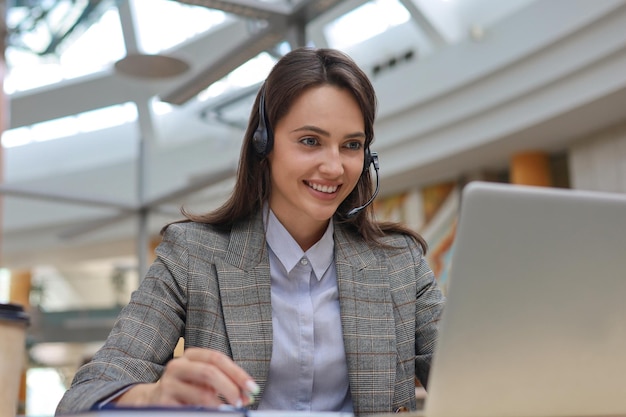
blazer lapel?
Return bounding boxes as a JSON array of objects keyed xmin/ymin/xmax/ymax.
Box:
[
  {"xmin": 334, "ymin": 221, "xmax": 396, "ymax": 414},
  {"xmin": 217, "ymin": 211, "xmax": 273, "ymax": 392}
]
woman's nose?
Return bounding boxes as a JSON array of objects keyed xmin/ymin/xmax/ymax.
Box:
[{"xmin": 319, "ymin": 149, "xmax": 344, "ymax": 177}]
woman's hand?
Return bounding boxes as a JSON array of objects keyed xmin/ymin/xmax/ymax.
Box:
[{"xmin": 115, "ymin": 348, "xmax": 259, "ymax": 408}]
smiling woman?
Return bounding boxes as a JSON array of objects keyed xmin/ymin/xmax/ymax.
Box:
[
  {"xmin": 55, "ymin": 47, "xmax": 445, "ymax": 416},
  {"xmin": 3, "ymin": 1, "xmax": 624, "ymax": 415}
]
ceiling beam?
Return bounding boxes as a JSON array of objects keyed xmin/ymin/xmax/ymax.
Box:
[
  {"xmin": 162, "ymin": 0, "xmax": 350, "ymax": 104},
  {"xmin": 397, "ymin": 0, "xmax": 447, "ymax": 47},
  {"xmin": 7, "ymin": 19, "xmax": 253, "ymax": 128},
  {"xmin": 160, "ymin": 25, "xmax": 285, "ymax": 104},
  {"xmin": 0, "ymin": 184, "xmax": 136, "ymax": 211},
  {"xmin": 172, "ymin": 0, "xmax": 289, "ymax": 20},
  {"xmin": 118, "ymin": 0, "xmax": 141, "ymax": 54}
]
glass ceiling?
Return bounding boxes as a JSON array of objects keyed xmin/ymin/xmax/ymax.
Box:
[
  {"xmin": 4, "ymin": 0, "xmax": 414, "ymax": 92},
  {"xmin": 3, "ymin": 0, "xmax": 226, "ymax": 94},
  {"xmin": 2, "ymin": 0, "xmax": 415, "ymax": 148},
  {"xmin": 2, "ymin": 0, "xmax": 535, "ymax": 148}
]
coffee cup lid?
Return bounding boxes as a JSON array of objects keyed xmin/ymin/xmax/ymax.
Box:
[{"xmin": 0, "ymin": 303, "xmax": 30, "ymax": 324}]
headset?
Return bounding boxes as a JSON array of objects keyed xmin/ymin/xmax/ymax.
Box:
[
  {"xmin": 252, "ymin": 88, "xmax": 273, "ymax": 157},
  {"xmin": 252, "ymin": 86, "xmax": 380, "ymax": 217}
]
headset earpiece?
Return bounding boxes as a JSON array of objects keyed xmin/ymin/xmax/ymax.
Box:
[
  {"xmin": 363, "ymin": 147, "xmax": 372, "ymax": 172},
  {"xmin": 252, "ymin": 87, "xmax": 273, "ymax": 156}
]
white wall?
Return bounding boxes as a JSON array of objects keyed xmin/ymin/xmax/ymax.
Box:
[{"xmin": 569, "ymin": 120, "xmax": 626, "ymax": 193}]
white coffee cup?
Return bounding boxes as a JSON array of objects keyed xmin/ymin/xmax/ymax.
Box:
[{"xmin": 0, "ymin": 303, "xmax": 30, "ymax": 417}]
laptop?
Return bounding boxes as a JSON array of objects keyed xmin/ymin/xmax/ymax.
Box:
[{"xmin": 424, "ymin": 181, "xmax": 626, "ymax": 417}]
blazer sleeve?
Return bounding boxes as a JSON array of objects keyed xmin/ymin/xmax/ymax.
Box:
[
  {"xmin": 410, "ymin": 237, "xmax": 446, "ymax": 389},
  {"xmin": 55, "ymin": 223, "xmax": 191, "ymax": 415}
]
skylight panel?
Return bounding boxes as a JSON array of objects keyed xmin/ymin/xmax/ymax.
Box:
[
  {"xmin": 4, "ymin": 4, "xmax": 125, "ymax": 93},
  {"xmin": 131, "ymin": 0, "xmax": 227, "ymax": 54},
  {"xmin": 58, "ymin": 8, "xmax": 126, "ymax": 78},
  {"xmin": 1, "ymin": 103, "xmax": 138, "ymax": 148},
  {"xmin": 197, "ymin": 52, "xmax": 276, "ymax": 101},
  {"xmin": 324, "ymin": 0, "xmax": 410, "ymax": 50}
]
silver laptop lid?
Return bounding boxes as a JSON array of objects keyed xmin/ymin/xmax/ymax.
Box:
[{"xmin": 425, "ymin": 181, "xmax": 626, "ymax": 417}]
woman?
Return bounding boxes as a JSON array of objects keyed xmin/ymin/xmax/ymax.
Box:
[{"xmin": 56, "ymin": 47, "xmax": 445, "ymax": 415}]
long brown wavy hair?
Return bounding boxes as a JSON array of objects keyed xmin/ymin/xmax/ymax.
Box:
[{"xmin": 171, "ymin": 47, "xmax": 427, "ymax": 252}]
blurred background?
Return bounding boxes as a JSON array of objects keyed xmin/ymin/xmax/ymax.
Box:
[{"xmin": 1, "ymin": 0, "xmax": 626, "ymax": 414}]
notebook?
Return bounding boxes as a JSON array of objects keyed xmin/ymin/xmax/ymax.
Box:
[{"xmin": 424, "ymin": 181, "xmax": 626, "ymax": 417}]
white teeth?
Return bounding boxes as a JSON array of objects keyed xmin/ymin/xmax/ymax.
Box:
[{"xmin": 308, "ymin": 182, "xmax": 338, "ymax": 193}]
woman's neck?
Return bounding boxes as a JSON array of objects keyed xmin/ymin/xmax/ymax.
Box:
[{"xmin": 276, "ymin": 214, "xmax": 329, "ymax": 252}]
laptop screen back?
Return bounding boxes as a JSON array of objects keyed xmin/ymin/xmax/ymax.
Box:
[{"xmin": 425, "ymin": 181, "xmax": 626, "ymax": 417}]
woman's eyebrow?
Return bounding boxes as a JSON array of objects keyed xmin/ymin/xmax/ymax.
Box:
[
  {"xmin": 292, "ymin": 125, "xmax": 330, "ymax": 136},
  {"xmin": 292, "ymin": 125, "xmax": 366, "ymax": 139}
]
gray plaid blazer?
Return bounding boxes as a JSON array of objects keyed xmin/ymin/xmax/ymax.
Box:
[{"xmin": 56, "ymin": 211, "xmax": 444, "ymax": 415}]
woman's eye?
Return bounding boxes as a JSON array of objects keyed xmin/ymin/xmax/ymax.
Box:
[
  {"xmin": 300, "ymin": 137, "xmax": 318, "ymax": 146},
  {"xmin": 345, "ymin": 141, "xmax": 363, "ymax": 150}
]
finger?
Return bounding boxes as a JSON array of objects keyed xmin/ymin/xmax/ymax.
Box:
[
  {"xmin": 166, "ymin": 350, "xmax": 255, "ymax": 407},
  {"xmin": 183, "ymin": 349, "xmax": 260, "ymax": 402},
  {"xmin": 156, "ymin": 375, "xmax": 223, "ymax": 407},
  {"xmin": 187, "ymin": 362, "xmax": 248, "ymax": 407}
]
